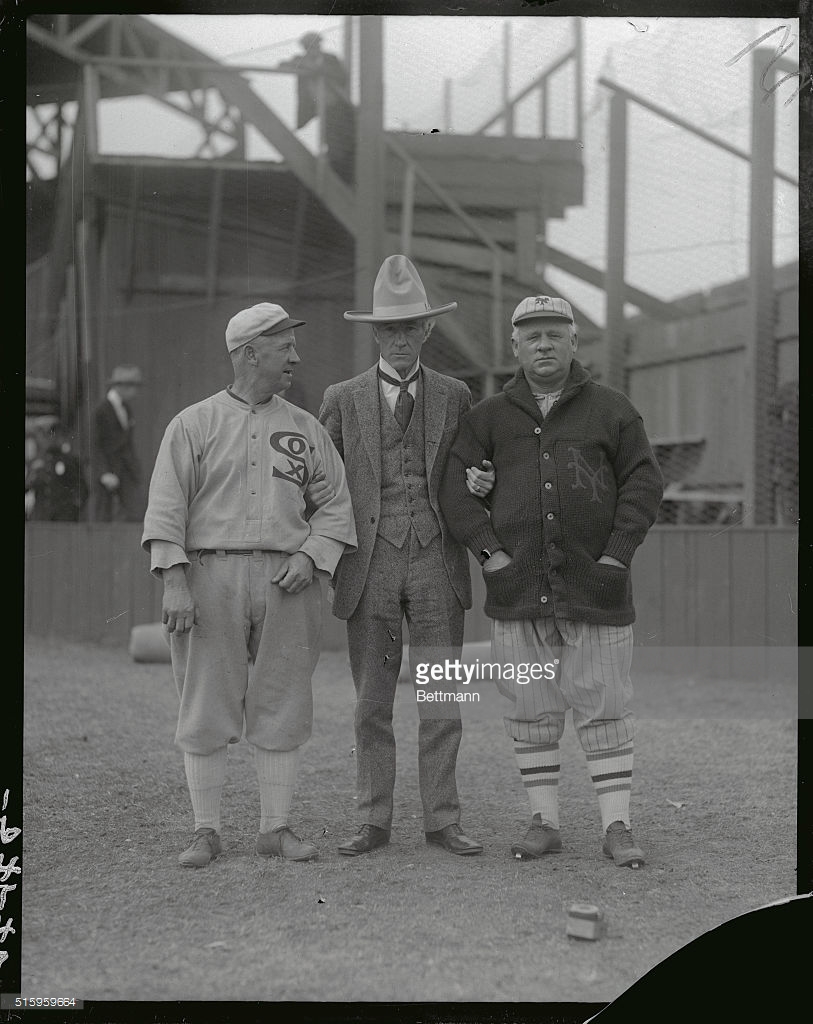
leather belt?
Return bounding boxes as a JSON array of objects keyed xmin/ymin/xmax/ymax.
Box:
[{"xmin": 193, "ymin": 549, "xmax": 268, "ymax": 557}]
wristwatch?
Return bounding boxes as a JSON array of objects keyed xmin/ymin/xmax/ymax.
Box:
[{"xmin": 478, "ymin": 548, "xmax": 492, "ymax": 566}]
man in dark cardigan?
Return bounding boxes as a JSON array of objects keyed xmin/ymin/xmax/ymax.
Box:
[{"xmin": 439, "ymin": 296, "xmax": 663, "ymax": 868}]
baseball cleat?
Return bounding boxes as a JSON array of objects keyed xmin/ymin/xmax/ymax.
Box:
[
  {"xmin": 602, "ymin": 820, "xmax": 645, "ymax": 868},
  {"xmin": 510, "ymin": 815, "xmax": 562, "ymax": 859},
  {"xmin": 178, "ymin": 827, "xmax": 222, "ymax": 868},
  {"xmin": 256, "ymin": 826, "xmax": 319, "ymax": 861}
]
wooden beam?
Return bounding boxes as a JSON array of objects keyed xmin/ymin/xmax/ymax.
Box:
[
  {"xmin": 289, "ymin": 185, "xmax": 310, "ymax": 286},
  {"xmin": 343, "ymin": 17, "xmax": 354, "ymax": 89},
  {"xmin": 205, "ymin": 168, "xmax": 224, "ymax": 303},
  {"xmin": 124, "ymin": 166, "xmax": 140, "ymax": 304},
  {"xmin": 573, "ymin": 17, "xmax": 583, "ymax": 144},
  {"xmin": 352, "ymin": 17, "xmax": 385, "ymax": 375},
  {"xmin": 502, "ymin": 23, "xmax": 513, "ymax": 137},
  {"xmin": 744, "ymin": 49, "xmax": 777, "ymax": 525},
  {"xmin": 476, "ymin": 49, "xmax": 573, "ymax": 135},
  {"xmin": 65, "ymin": 14, "xmax": 112, "ymax": 49},
  {"xmin": 92, "ymin": 154, "xmax": 282, "ymax": 172},
  {"xmin": 605, "ymin": 91, "xmax": 628, "ymax": 390},
  {"xmin": 132, "ymin": 272, "xmax": 294, "ymax": 295},
  {"xmin": 599, "ymin": 76, "xmax": 797, "ymax": 188},
  {"xmin": 514, "ymin": 210, "xmax": 538, "ymax": 284},
  {"xmin": 384, "ymin": 208, "xmax": 518, "ymax": 246},
  {"xmin": 26, "ymin": 19, "xmax": 358, "ymax": 238},
  {"xmin": 82, "ymin": 64, "xmax": 100, "ymax": 159},
  {"xmin": 201, "ymin": 67, "xmax": 357, "ymax": 236},
  {"xmin": 545, "ymin": 246, "xmax": 679, "ymax": 321},
  {"xmin": 385, "ymin": 233, "xmax": 511, "ymax": 277}
]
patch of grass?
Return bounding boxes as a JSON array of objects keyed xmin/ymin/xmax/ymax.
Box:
[{"xmin": 22, "ymin": 639, "xmax": 796, "ymax": 1003}]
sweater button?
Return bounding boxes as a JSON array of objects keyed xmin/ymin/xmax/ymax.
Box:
[
  {"xmin": 541, "ymin": 596, "xmax": 548, "ymax": 604},
  {"xmin": 542, "ymin": 452, "xmax": 550, "ymax": 459},
  {"xmin": 534, "ymin": 427, "xmax": 541, "ymax": 435},
  {"xmin": 546, "ymin": 512, "xmax": 554, "ymax": 520},
  {"xmin": 544, "ymin": 482, "xmax": 552, "ymax": 490}
]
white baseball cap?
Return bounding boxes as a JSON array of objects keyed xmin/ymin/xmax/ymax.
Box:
[
  {"xmin": 225, "ymin": 303, "xmax": 306, "ymax": 353},
  {"xmin": 512, "ymin": 295, "xmax": 574, "ymax": 325}
]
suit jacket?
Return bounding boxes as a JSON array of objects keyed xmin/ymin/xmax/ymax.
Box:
[
  {"xmin": 319, "ymin": 364, "xmax": 473, "ymax": 620},
  {"xmin": 91, "ymin": 397, "xmax": 142, "ymax": 513}
]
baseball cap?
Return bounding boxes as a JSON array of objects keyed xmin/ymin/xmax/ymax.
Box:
[
  {"xmin": 225, "ymin": 303, "xmax": 306, "ymax": 353},
  {"xmin": 512, "ymin": 296, "xmax": 574, "ymax": 325}
]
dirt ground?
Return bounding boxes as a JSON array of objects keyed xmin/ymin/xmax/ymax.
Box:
[{"xmin": 21, "ymin": 638, "xmax": 797, "ymax": 1008}]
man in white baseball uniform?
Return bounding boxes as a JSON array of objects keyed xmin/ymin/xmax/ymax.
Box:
[
  {"xmin": 142, "ymin": 303, "xmax": 357, "ymax": 868},
  {"xmin": 439, "ymin": 296, "xmax": 663, "ymax": 867}
]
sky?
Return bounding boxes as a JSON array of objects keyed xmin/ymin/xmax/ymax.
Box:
[{"xmin": 40, "ymin": 13, "xmax": 800, "ymax": 326}]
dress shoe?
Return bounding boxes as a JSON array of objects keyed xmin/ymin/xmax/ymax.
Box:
[
  {"xmin": 337, "ymin": 824, "xmax": 390, "ymax": 856},
  {"xmin": 425, "ymin": 822, "xmax": 483, "ymax": 856},
  {"xmin": 510, "ymin": 815, "xmax": 562, "ymax": 859},
  {"xmin": 256, "ymin": 826, "xmax": 319, "ymax": 861}
]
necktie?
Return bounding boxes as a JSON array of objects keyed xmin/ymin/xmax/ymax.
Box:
[{"xmin": 378, "ymin": 368, "xmax": 420, "ymax": 433}]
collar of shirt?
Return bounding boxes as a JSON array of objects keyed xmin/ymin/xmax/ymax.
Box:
[
  {"xmin": 226, "ymin": 386, "xmax": 276, "ymax": 409},
  {"xmin": 530, "ymin": 388, "xmax": 563, "ymax": 419},
  {"xmin": 107, "ymin": 388, "xmax": 129, "ymax": 431},
  {"xmin": 378, "ymin": 356, "xmax": 420, "ymax": 415}
]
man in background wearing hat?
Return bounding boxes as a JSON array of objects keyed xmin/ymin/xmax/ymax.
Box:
[
  {"xmin": 440, "ymin": 295, "xmax": 663, "ymax": 868},
  {"xmin": 142, "ymin": 303, "xmax": 357, "ymax": 868},
  {"xmin": 91, "ymin": 364, "xmax": 144, "ymax": 521},
  {"xmin": 276, "ymin": 31, "xmax": 356, "ymax": 184},
  {"xmin": 319, "ymin": 255, "xmax": 493, "ymax": 858}
]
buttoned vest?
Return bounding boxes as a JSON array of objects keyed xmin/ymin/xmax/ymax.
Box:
[{"xmin": 377, "ymin": 379, "xmax": 440, "ymax": 549}]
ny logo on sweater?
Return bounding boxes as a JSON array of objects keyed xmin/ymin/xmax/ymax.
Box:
[
  {"xmin": 567, "ymin": 447, "xmax": 610, "ymax": 502},
  {"xmin": 270, "ymin": 431, "xmax": 314, "ymax": 488}
]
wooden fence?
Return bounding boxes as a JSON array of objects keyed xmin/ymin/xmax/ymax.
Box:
[{"xmin": 25, "ymin": 523, "xmax": 797, "ymax": 678}]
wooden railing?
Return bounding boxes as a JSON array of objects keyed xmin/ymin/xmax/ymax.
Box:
[{"xmin": 473, "ymin": 18, "xmax": 583, "ymax": 143}]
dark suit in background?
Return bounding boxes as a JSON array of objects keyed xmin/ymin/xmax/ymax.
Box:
[{"xmin": 91, "ymin": 366, "xmax": 144, "ymax": 522}]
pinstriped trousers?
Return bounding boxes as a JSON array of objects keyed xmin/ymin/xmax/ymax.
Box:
[
  {"xmin": 491, "ymin": 617, "xmax": 635, "ymax": 752},
  {"xmin": 346, "ymin": 531, "xmax": 464, "ymax": 832}
]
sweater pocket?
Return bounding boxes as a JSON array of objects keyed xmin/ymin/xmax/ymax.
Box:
[
  {"xmin": 482, "ymin": 558, "xmax": 523, "ymax": 608},
  {"xmin": 572, "ymin": 557, "xmax": 632, "ymax": 615}
]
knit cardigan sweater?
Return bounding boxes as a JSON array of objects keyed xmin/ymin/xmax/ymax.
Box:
[{"xmin": 438, "ymin": 361, "xmax": 663, "ymax": 624}]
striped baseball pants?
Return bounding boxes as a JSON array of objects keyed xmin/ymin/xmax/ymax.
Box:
[{"xmin": 491, "ymin": 617, "xmax": 635, "ymax": 753}]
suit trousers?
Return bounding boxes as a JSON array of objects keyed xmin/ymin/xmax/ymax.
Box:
[{"xmin": 346, "ymin": 531, "xmax": 464, "ymax": 832}]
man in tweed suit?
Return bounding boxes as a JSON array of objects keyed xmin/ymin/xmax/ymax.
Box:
[
  {"xmin": 319, "ymin": 255, "xmax": 492, "ymax": 857},
  {"xmin": 440, "ymin": 296, "xmax": 663, "ymax": 868}
]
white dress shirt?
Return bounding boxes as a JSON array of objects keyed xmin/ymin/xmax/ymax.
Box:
[
  {"xmin": 378, "ymin": 357, "xmax": 420, "ymax": 414},
  {"xmin": 107, "ymin": 388, "xmax": 130, "ymax": 431}
]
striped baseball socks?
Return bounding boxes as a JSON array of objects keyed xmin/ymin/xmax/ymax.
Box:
[
  {"xmin": 587, "ymin": 744, "xmax": 634, "ymax": 831},
  {"xmin": 253, "ymin": 745, "xmax": 301, "ymax": 833},
  {"xmin": 513, "ymin": 740, "xmax": 560, "ymax": 828},
  {"xmin": 184, "ymin": 748, "xmax": 227, "ymax": 834}
]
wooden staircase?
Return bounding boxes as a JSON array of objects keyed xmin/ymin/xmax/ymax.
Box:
[{"xmin": 30, "ymin": 13, "xmax": 588, "ymax": 407}]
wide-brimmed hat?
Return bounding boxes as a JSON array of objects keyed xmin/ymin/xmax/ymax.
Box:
[
  {"xmin": 225, "ymin": 303, "xmax": 306, "ymax": 353},
  {"xmin": 344, "ymin": 255, "xmax": 458, "ymax": 323}
]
